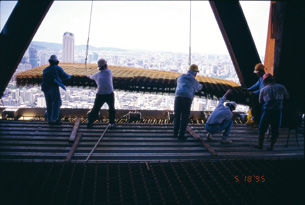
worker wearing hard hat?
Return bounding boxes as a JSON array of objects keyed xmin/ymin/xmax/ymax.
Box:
[
  {"xmin": 248, "ymin": 63, "xmax": 266, "ymax": 95},
  {"xmin": 247, "ymin": 63, "xmax": 266, "ymax": 124},
  {"xmin": 205, "ymin": 89, "xmax": 236, "ymax": 144},
  {"xmin": 174, "ymin": 64, "xmax": 203, "ymax": 140},
  {"xmin": 254, "ymin": 73, "xmax": 289, "ymax": 151},
  {"xmin": 41, "ymin": 55, "xmax": 72, "ymax": 125},
  {"xmin": 86, "ymin": 59, "xmax": 116, "ymax": 128}
]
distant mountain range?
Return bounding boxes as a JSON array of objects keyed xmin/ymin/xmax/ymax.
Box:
[{"xmin": 30, "ymin": 41, "xmax": 127, "ymax": 52}]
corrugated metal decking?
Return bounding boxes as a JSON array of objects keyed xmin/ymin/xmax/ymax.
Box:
[{"xmin": 0, "ymin": 120, "xmax": 303, "ymax": 162}]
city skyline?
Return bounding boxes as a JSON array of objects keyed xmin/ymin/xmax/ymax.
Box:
[
  {"xmin": 1, "ymin": 1, "xmax": 270, "ymax": 55},
  {"xmin": 1, "ymin": 45, "xmax": 249, "ymax": 112}
]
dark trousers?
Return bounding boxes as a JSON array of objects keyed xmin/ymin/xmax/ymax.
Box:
[
  {"xmin": 173, "ymin": 97, "xmax": 192, "ymax": 137},
  {"xmin": 250, "ymin": 94, "xmax": 262, "ymax": 123},
  {"xmin": 259, "ymin": 110, "xmax": 282, "ymax": 140},
  {"xmin": 88, "ymin": 92, "xmax": 115, "ymax": 124},
  {"xmin": 43, "ymin": 86, "xmax": 61, "ymax": 122}
]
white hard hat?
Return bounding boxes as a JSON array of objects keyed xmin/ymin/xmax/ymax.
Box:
[{"xmin": 229, "ymin": 101, "xmax": 237, "ymax": 110}]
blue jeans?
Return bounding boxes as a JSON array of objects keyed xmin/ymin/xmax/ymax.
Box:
[
  {"xmin": 259, "ymin": 110, "xmax": 282, "ymax": 139},
  {"xmin": 173, "ymin": 97, "xmax": 192, "ymax": 137},
  {"xmin": 43, "ymin": 86, "xmax": 62, "ymax": 122},
  {"xmin": 205, "ymin": 119, "xmax": 233, "ymax": 140}
]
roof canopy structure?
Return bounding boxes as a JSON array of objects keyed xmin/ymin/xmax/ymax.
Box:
[{"xmin": 16, "ymin": 63, "xmax": 249, "ymax": 104}]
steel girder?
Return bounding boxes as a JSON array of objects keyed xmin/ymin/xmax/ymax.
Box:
[
  {"xmin": 0, "ymin": 0, "xmax": 54, "ymax": 97},
  {"xmin": 209, "ymin": 0, "xmax": 261, "ymax": 88}
]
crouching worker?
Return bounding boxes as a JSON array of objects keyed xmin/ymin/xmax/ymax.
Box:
[
  {"xmin": 205, "ymin": 89, "xmax": 236, "ymax": 144},
  {"xmin": 254, "ymin": 73, "xmax": 289, "ymax": 151},
  {"xmin": 86, "ymin": 59, "xmax": 116, "ymax": 128}
]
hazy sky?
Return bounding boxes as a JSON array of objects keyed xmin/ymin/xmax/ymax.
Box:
[{"xmin": 1, "ymin": 1, "xmax": 270, "ymax": 55}]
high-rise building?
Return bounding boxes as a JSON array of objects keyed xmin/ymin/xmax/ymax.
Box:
[
  {"xmin": 29, "ymin": 47, "xmax": 38, "ymax": 68},
  {"xmin": 93, "ymin": 52, "xmax": 98, "ymax": 61},
  {"xmin": 62, "ymin": 32, "xmax": 75, "ymax": 63},
  {"xmin": 40, "ymin": 53, "xmax": 49, "ymax": 66}
]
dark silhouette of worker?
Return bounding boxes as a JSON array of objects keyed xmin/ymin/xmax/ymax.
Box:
[
  {"xmin": 174, "ymin": 64, "xmax": 202, "ymax": 140},
  {"xmin": 41, "ymin": 55, "xmax": 71, "ymax": 125},
  {"xmin": 254, "ymin": 73, "xmax": 289, "ymax": 151},
  {"xmin": 87, "ymin": 59, "xmax": 116, "ymax": 128},
  {"xmin": 247, "ymin": 63, "xmax": 265, "ymax": 125}
]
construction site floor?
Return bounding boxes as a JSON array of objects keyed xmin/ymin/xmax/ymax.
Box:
[
  {"xmin": 0, "ymin": 120, "xmax": 304, "ymax": 204},
  {"xmin": 0, "ymin": 120, "xmax": 303, "ymax": 162}
]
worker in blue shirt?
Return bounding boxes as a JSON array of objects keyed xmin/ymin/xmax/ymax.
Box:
[
  {"xmin": 41, "ymin": 55, "xmax": 71, "ymax": 125},
  {"xmin": 174, "ymin": 64, "xmax": 203, "ymax": 140},
  {"xmin": 205, "ymin": 89, "xmax": 237, "ymax": 144},
  {"xmin": 247, "ymin": 63, "xmax": 265, "ymax": 124},
  {"xmin": 255, "ymin": 73, "xmax": 289, "ymax": 151}
]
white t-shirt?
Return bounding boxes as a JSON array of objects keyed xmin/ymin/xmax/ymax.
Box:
[{"xmin": 90, "ymin": 69, "xmax": 114, "ymax": 95}]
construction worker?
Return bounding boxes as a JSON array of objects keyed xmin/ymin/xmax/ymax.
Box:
[
  {"xmin": 205, "ymin": 89, "xmax": 237, "ymax": 144},
  {"xmin": 87, "ymin": 59, "xmax": 116, "ymax": 128},
  {"xmin": 41, "ymin": 55, "xmax": 71, "ymax": 125},
  {"xmin": 247, "ymin": 63, "xmax": 265, "ymax": 124},
  {"xmin": 254, "ymin": 73, "xmax": 289, "ymax": 151},
  {"xmin": 174, "ymin": 64, "xmax": 203, "ymax": 140}
]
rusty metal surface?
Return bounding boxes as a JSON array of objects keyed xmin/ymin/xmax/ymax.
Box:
[
  {"xmin": 264, "ymin": 1, "xmax": 277, "ymax": 75},
  {"xmin": 0, "ymin": 160, "xmax": 303, "ymax": 204},
  {"xmin": 15, "ymin": 63, "xmax": 249, "ymax": 104}
]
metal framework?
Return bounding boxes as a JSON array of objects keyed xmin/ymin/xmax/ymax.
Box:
[
  {"xmin": 209, "ymin": 1, "xmax": 261, "ymax": 88},
  {"xmin": 0, "ymin": 0, "xmax": 54, "ymax": 97}
]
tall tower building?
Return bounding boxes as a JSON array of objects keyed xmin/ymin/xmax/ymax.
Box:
[
  {"xmin": 62, "ymin": 32, "xmax": 75, "ymax": 63},
  {"xmin": 29, "ymin": 47, "xmax": 38, "ymax": 68}
]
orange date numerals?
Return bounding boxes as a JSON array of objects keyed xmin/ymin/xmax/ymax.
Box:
[{"xmin": 235, "ymin": 175, "xmax": 265, "ymax": 183}]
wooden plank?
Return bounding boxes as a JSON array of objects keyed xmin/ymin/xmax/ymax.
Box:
[
  {"xmin": 65, "ymin": 132, "xmax": 83, "ymax": 162},
  {"xmin": 69, "ymin": 117, "xmax": 81, "ymax": 142},
  {"xmin": 186, "ymin": 126, "xmax": 218, "ymax": 156}
]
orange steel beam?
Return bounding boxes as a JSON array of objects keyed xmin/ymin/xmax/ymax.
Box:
[{"xmin": 264, "ymin": 1, "xmax": 277, "ymax": 75}]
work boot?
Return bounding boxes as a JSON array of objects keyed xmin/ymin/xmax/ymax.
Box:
[
  {"xmin": 269, "ymin": 134, "xmax": 278, "ymax": 151},
  {"xmin": 173, "ymin": 130, "xmax": 179, "ymax": 138},
  {"xmin": 254, "ymin": 133, "xmax": 265, "ymax": 149},
  {"xmin": 178, "ymin": 135, "xmax": 188, "ymax": 140},
  {"xmin": 49, "ymin": 120, "xmax": 62, "ymax": 125},
  {"xmin": 206, "ymin": 132, "xmax": 213, "ymax": 141},
  {"xmin": 109, "ymin": 123, "xmax": 116, "ymax": 129},
  {"xmin": 221, "ymin": 139, "xmax": 232, "ymax": 144},
  {"xmin": 87, "ymin": 122, "xmax": 93, "ymax": 128}
]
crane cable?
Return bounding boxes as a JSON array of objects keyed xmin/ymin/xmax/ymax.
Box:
[
  {"xmin": 188, "ymin": 0, "xmax": 192, "ymax": 66},
  {"xmin": 85, "ymin": 0, "xmax": 94, "ymax": 69}
]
